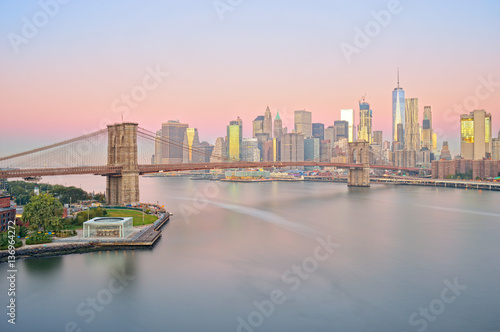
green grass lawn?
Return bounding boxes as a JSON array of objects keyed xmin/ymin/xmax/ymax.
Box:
[
  {"xmin": 61, "ymin": 208, "xmax": 158, "ymax": 230},
  {"xmin": 105, "ymin": 209, "xmax": 158, "ymax": 226},
  {"xmin": 63, "ymin": 224, "xmax": 83, "ymax": 231}
]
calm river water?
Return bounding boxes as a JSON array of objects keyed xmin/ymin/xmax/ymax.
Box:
[{"xmin": 1, "ymin": 176, "xmax": 500, "ymax": 332}]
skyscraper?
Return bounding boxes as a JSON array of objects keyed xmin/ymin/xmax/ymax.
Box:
[
  {"xmin": 255, "ymin": 133, "xmax": 269, "ymax": 160},
  {"xmin": 294, "ymin": 110, "xmax": 312, "ymax": 137},
  {"xmin": 392, "ymin": 69, "xmax": 405, "ymax": 142},
  {"xmin": 422, "ymin": 115, "xmax": 432, "ymax": 150},
  {"xmin": 182, "ymin": 128, "xmax": 202, "ymax": 163},
  {"xmin": 312, "ymin": 123, "xmax": 325, "ymax": 140},
  {"xmin": 160, "ymin": 120, "xmax": 189, "ymax": 164},
  {"xmin": 263, "ymin": 106, "xmax": 273, "ymax": 138},
  {"xmin": 242, "ymin": 138, "xmax": 260, "ymax": 162},
  {"xmin": 492, "ymin": 132, "xmax": 500, "ymax": 160},
  {"xmin": 404, "ymin": 98, "xmax": 420, "ymax": 151},
  {"xmin": 423, "ymin": 106, "xmax": 433, "ymax": 134},
  {"xmin": 210, "ymin": 137, "xmax": 227, "ymax": 162},
  {"xmin": 440, "ymin": 141, "xmax": 452, "ymax": 160},
  {"xmin": 262, "ymin": 138, "xmax": 281, "ymax": 162},
  {"xmin": 423, "ymin": 105, "xmax": 433, "ymax": 151},
  {"xmin": 281, "ymin": 133, "xmax": 304, "ymax": 162},
  {"xmin": 199, "ymin": 141, "xmax": 214, "ymax": 163},
  {"xmin": 396, "ymin": 123, "xmax": 404, "ymax": 145},
  {"xmin": 340, "ymin": 109, "xmax": 354, "ymax": 142},
  {"xmin": 325, "ymin": 126, "xmax": 335, "ymax": 144},
  {"xmin": 460, "ymin": 109, "xmax": 492, "ymax": 160},
  {"xmin": 358, "ymin": 98, "xmax": 372, "ymax": 143},
  {"xmin": 304, "ymin": 138, "xmax": 320, "ymax": 162},
  {"xmin": 274, "ymin": 111, "xmax": 283, "ymax": 138},
  {"xmin": 333, "ymin": 120, "xmax": 349, "ymax": 142},
  {"xmin": 227, "ymin": 119, "xmax": 242, "ymax": 161},
  {"xmin": 373, "ymin": 131, "xmax": 383, "ymax": 145},
  {"xmin": 253, "ymin": 116, "xmax": 264, "ymax": 137},
  {"xmin": 320, "ymin": 140, "xmax": 332, "ymax": 162}
]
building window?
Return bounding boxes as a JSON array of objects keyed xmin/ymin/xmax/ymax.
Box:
[{"xmin": 461, "ymin": 118, "xmax": 474, "ymax": 143}]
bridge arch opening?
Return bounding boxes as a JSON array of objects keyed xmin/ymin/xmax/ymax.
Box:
[{"xmin": 358, "ymin": 148, "xmax": 364, "ymax": 164}]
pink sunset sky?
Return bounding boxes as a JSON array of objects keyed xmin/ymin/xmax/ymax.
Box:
[{"xmin": 1, "ymin": 0, "xmax": 499, "ymax": 156}]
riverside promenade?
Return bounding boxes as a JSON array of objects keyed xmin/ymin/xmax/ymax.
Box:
[
  {"xmin": 0, "ymin": 213, "xmax": 171, "ymax": 263},
  {"xmin": 372, "ymin": 177, "xmax": 500, "ymax": 191}
]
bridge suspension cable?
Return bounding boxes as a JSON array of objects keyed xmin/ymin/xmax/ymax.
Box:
[
  {"xmin": 0, "ymin": 129, "xmax": 108, "ymax": 169},
  {"xmin": 0, "ymin": 129, "xmax": 107, "ymax": 162},
  {"xmin": 368, "ymin": 145, "xmax": 393, "ymax": 166}
]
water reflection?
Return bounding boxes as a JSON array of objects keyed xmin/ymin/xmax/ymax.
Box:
[
  {"xmin": 22, "ymin": 256, "xmax": 63, "ymax": 277},
  {"xmin": 84, "ymin": 250, "xmax": 139, "ymax": 282}
]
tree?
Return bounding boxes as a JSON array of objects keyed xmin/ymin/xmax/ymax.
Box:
[
  {"xmin": 73, "ymin": 207, "xmax": 107, "ymax": 225},
  {"xmin": 49, "ymin": 185, "xmax": 90, "ymax": 205},
  {"xmin": 22, "ymin": 193, "xmax": 64, "ymax": 231},
  {"xmin": 94, "ymin": 193, "xmax": 106, "ymax": 203},
  {"xmin": 16, "ymin": 225, "xmax": 28, "ymax": 238}
]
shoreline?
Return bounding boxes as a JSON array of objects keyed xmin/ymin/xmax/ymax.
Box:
[{"xmin": 0, "ymin": 213, "xmax": 171, "ymax": 263}]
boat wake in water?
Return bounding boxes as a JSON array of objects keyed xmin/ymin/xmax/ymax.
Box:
[
  {"xmin": 172, "ymin": 196, "xmax": 321, "ymax": 239},
  {"xmin": 208, "ymin": 200, "xmax": 321, "ymax": 239}
]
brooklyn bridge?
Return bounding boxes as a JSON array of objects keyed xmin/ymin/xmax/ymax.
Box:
[{"xmin": 0, "ymin": 123, "xmax": 423, "ymax": 205}]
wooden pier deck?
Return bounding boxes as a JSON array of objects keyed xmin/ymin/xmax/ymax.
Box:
[{"xmin": 91, "ymin": 212, "xmax": 171, "ymax": 247}]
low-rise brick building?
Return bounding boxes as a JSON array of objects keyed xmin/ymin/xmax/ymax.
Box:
[
  {"xmin": 0, "ymin": 195, "xmax": 16, "ymax": 232},
  {"xmin": 432, "ymin": 159, "xmax": 500, "ymax": 179}
]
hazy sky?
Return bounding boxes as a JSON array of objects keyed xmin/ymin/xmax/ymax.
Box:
[{"xmin": 1, "ymin": 0, "xmax": 499, "ymax": 155}]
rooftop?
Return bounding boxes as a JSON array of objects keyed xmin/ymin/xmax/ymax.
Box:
[{"xmin": 83, "ymin": 217, "xmax": 133, "ymax": 225}]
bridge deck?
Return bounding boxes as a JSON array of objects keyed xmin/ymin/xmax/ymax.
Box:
[
  {"xmin": 0, "ymin": 162, "xmax": 425, "ymax": 179},
  {"xmin": 0, "ymin": 166, "xmax": 122, "ymax": 179}
]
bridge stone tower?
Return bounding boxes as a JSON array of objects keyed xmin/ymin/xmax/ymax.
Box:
[
  {"xmin": 106, "ymin": 123, "xmax": 140, "ymax": 206},
  {"xmin": 347, "ymin": 141, "xmax": 370, "ymax": 187}
]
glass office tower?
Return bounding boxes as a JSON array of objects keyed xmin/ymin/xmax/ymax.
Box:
[
  {"xmin": 227, "ymin": 120, "xmax": 242, "ymax": 161},
  {"xmin": 392, "ymin": 69, "xmax": 405, "ymax": 143},
  {"xmin": 358, "ymin": 100, "xmax": 372, "ymax": 143}
]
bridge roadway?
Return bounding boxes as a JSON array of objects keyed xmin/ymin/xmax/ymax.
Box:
[
  {"xmin": 0, "ymin": 166, "xmax": 122, "ymax": 179},
  {"xmin": 0, "ymin": 162, "xmax": 423, "ymax": 179}
]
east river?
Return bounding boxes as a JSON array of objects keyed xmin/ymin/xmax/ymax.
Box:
[{"xmin": 1, "ymin": 176, "xmax": 500, "ymax": 331}]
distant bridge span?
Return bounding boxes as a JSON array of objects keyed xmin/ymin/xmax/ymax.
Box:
[
  {"xmin": 138, "ymin": 162, "xmax": 422, "ymax": 174},
  {"xmin": 0, "ymin": 162, "xmax": 422, "ymax": 179}
]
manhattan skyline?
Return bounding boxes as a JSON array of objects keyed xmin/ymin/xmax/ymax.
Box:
[{"xmin": 1, "ymin": 1, "xmax": 499, "ymax": 156}]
